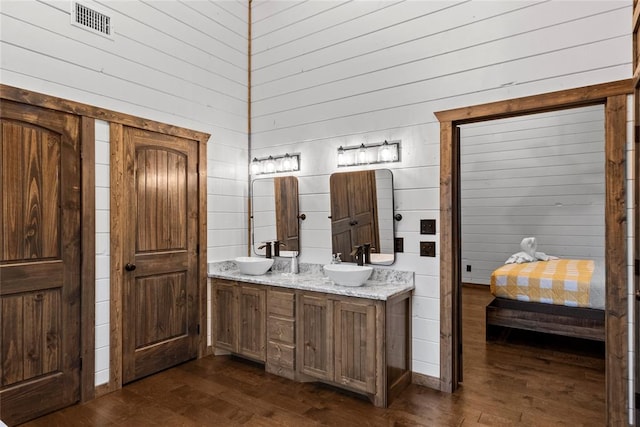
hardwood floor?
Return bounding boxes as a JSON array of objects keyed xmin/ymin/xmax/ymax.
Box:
[{"xmin": 23, "ymin": 285, "xmax": 605, "ymax": 426}]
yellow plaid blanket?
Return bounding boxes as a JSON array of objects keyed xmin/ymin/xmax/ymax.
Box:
[{"xmin": 490, "ymin": 259, "xmax": 595, "ymax": 308}]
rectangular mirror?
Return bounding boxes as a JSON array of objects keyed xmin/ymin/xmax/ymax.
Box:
[
  {"xmin": 330, "ymin": 169, "xmax": 395, "ymax": 265},
  {"xmin": 252, "ymin": 176, "xmax": 300, "ymax": 257}
]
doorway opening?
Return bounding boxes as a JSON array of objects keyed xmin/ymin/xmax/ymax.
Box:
[
  {"xmin": 436, "ymin": 79, "xmax": 630, "ymax": 424},
  {"xmin": 456, "ymin": 105, "xmax": 608, "ymax": 423}
]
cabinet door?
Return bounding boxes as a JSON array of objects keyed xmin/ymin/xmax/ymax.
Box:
[
  {"xmin": 334, "ymin": 300, "xmax": 376, "ymax": 394},
  {"xmin": 213, "ymin": 280, "xmax": 236, "ymax": 352},
  {"xmin": 238, "ymin": 285, "xmax": 266, "ymax": 361},
  {"xmin": 297, "ymin": 293, "xmax": 333, "ymax": 380}
]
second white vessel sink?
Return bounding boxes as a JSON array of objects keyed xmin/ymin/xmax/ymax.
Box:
[{"xmin": 323, "ymin": 264, "xmax": 373, "ymax": 287}]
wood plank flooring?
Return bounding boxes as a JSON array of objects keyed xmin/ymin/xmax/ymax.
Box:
[{"xmin": 23, "ymin": 285, "xmax": 605, "ymax": 426}]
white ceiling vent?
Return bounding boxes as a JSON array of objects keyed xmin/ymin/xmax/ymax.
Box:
[{"xmin": 72, "ymin": 2, "xmax": 112, "ymax": 38}]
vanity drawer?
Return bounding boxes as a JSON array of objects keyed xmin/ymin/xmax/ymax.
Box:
[
  {"xmin": 267, "ymin": 290, "xmax": 295, "ymax": 317},
  {"xmin": 267, "ymin": 341, "xmax": 295, "ymax": 369},
  {"xmin": 267, "ymin": 317, "xmax": 295, "ymax": 343}
]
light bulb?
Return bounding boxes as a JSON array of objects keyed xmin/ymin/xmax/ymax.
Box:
[
  {"xmin": 337, "ymin": 146, "xmax": 345, "ymax": 166},
  {"xmin": 358, "ymin": 144, "xmax": 367, "ymax": 164},
  {"xmin": 265, "ymin": 156, "xmax": 275, "ymax": 173},
  {"xmin": 250, "ymin": 158, "xmax": 261, "ymax": 175},
  {"xmin": 282, "ymin": 154, "xmax": 291, "ymax": 171},
  {"xmin": 379, "ymin": 141, "xmax": 391, "ymax": 162}
]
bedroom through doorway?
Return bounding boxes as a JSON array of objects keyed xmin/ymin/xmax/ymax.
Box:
[
  {"xmin": 456, "ymin": 106, "xmax": 607, "ymax": 424},
  {"xmin": 435, "ymin": 80, "xmax": 630, "ymax": 424}
]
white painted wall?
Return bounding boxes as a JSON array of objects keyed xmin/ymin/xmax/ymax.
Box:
[
  {"xmin": 1, "ymin": 0, "xmax": 249, "ymax": 385},
  {"xmin": 94, "ymin": 120, "xmax": 110, "ymax": 386},
  {"xmin": 460, "ymin": 105, "xmax": 606, "ymax": 285},
  {"xmin": 250, "ymin": 0, "xmax": 630, "ymax": 388}
]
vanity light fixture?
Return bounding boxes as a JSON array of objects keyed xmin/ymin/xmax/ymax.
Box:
[
  {"xmin": 250, "ymin": 153, "xmax": 300, "ymax": 175},
  {"xmin": 336, "ymin": 140, "xmax": 400, "ymax": 167}
]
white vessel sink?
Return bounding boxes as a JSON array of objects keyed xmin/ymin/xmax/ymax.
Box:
[
  {"xmin": 235, "ymin": 257, "xmax": 274, "ymax": 276},
  {"xmin": 323, "ymin": 264, "xmax": 373, "ymax": 287}
]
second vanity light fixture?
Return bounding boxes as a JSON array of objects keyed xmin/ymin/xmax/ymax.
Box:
[
  {"xmin": 337, "ymin": 140, "xmax": 400, "ymax": 167},
  {"xmin": 251, "ymin": 153, "xmax": 300, "ymax": 175}
]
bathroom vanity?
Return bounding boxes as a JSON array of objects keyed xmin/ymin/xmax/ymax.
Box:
[{"xmin": 208, "ymin": 261, "xmax": 414, "ymax": 408}]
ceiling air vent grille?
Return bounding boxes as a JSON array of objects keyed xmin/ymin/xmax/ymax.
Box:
[{"xmin": 73, "ymin": 3, "xmax": 111, "ymax": 37}]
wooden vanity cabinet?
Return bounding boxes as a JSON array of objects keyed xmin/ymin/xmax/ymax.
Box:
[
  {"xmin": 297, "ymin": 292, "xmax": 382, "ymax": 394},
  {"xmin": 297, "ymin": 294, "xmax": 377, "ymax": 394},
  {"xmin": 297, "ymin": 290, "xmax": 411, "ymax": 407},
  {"xmin": 212, "ymin": 279, "xmax": 266, "ymax": 362},
  {"xmin": 212, "ymin": 278, "xmax": 412, "ymax": 408}
]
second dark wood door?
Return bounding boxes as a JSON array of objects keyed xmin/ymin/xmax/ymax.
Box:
[
  {"xmin": 274, "ymin": 176, "xmax": 299, "ymax": 251},
  {"xmin": 122, "ymin": 127, "xmax": 199, "ymax": 383}
]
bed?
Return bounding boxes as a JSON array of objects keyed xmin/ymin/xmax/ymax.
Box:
[{"xmin": 485, "ymin": 258, "xmax": 605, "ymax": 342}]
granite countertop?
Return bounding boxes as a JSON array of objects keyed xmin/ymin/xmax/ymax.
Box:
[{"xmin": 207, "ymin": 259, "xmax": 414, "ymax": 301}]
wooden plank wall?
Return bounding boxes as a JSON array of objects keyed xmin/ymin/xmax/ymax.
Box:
[
  {"xmin": 250, "ymin": 0, "xmax": 631, "ymax": 381},
  {"xmin": 460, "ymin": 105, "xmax": 606, "ymax": 285},
  {"xmin": 0, "ymin": 0, "xmax": 249, "ymax": 260}
]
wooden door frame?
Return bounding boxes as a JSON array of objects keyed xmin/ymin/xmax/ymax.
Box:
[
  {"xmin": 435, "ymin": 79, "xmax": 631, "ymax": 426},
  {"xmin": 632, "ymin": 1, "xmax": 640, "ymax": 423},
  {"xmin": 110, "ymin": 124, "xmax": 208, "ymax": 394},
  {"xmin": 0, "ymin": 84, "xmax": 209, "ymax": 400}
]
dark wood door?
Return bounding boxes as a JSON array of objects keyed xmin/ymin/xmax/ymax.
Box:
[
  {"xmin": 0, "ymin": 101, "xmax": 81, "ymax": 425},
  {"xmin": 274, "ymin": 176, "xmax": 299, "ymax": 251},
  {"xmin": 122, "ymin": 127, "xmax": 199, "ymax": 383},
  {"xmin": 330, "ymin": 171, "xmax": 379, "ymax": 262}
]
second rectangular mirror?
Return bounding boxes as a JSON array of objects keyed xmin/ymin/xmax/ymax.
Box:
[
  {"xmin": 252, "ymin": 176, "xmax": 300, "ymax": 257},
  {"xmin": 330, "ymin": 169, "xmax": 395, "ymax": 265}
]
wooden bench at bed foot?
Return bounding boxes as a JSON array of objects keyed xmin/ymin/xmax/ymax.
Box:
[{"xmin": 485, "ymin": 297, "xmax": 605, "ymax": 342}]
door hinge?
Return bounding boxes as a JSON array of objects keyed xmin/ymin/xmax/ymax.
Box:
[
  {"xmin": 79, "ymin": 357, "xmax": 83, "ymax": 370},
  {"xmin": 197, "ymin": 324, "xmax": 200, "ymax": 335},
  {"xmin": 196, "ymin": 244, "xmax": 200, "ymax": 253},
  {"xmin": 635, "ymin": 258, "xmax": 640, "ymax": 277}
]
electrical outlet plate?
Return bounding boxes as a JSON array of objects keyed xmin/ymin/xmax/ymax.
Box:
[
  {"xmin": 420, "ymin": 219, "xmax": 436, "ymax": 235},
  {"xmin": 420, "ymin": 241, "xmax": 436, "ymax": 257},
  {"xmin": 394, "ymin": 237, "xmax": 404, "ymax": 253}
]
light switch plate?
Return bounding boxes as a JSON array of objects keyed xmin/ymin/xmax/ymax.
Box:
[
  {"xmin": 420, "ymin": 219, "xmax": 436, "ymax": 235},
  {"xmin": 420, "ymin": 241, "xmax": 436, "ymax": 257}
]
